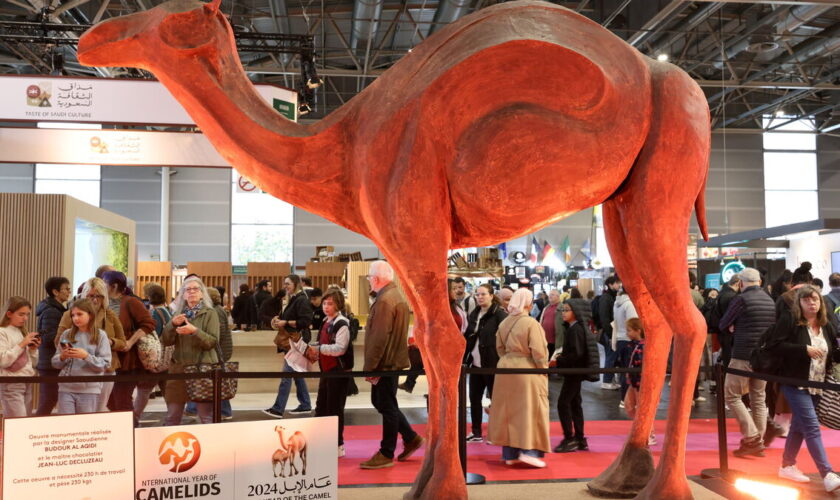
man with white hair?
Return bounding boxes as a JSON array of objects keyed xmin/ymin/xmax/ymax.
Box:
[
  {"xmin": 718, "ymin": 267, "xmax": 775, "ymax": 458},
  {"xmin": 359, "ymin": 261, "xmax": 424, "ymax": 469}
]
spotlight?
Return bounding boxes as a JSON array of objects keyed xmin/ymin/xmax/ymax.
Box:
[
  {"xmin": 300, "ymin": 54, "xmax": 323, "ymax": 90},
  {"xmin": 297, "ymin": 82, "xmax": 314, "ymax": 116},
  {"xmin": 298, "ymin": 101, "xmax": 312, "ymax": 116},
  {"xmin": 734, "ymin": 478, "xmax": 798, "ymax": 500},
  {"xmin": 50, "ymin": 48, "xmax": 65, "ymax": 76},
  {"xmin": 775, "ymin": 109, "xmax": 786, "ymax": 117},
  {"xmin": 657, "ymin": 53, "xmax": 669, "ymax": 62}
]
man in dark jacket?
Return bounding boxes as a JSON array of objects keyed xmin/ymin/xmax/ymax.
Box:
[
  {"xmin": 718, "ymin": 268, "xmax": 775, "ymax": 457},
  {"xmin": 360, "ymin": 261, "xmax": 423, "ymax": 470},
  {"xmin": 35, "ymin": 276, "xmax": 71, "ymax": 416},
  {"xmin": 599, "ymin": 275, "xmax": 621, "ymax": 389},
  {"xmin": 824, "ymin": 273, "xmax": 840, "ymax": 330},
  {"xmin": 715, "ymin": 275, "xmax": 742, "ymax": 366},
  {"xmin": 253, "ymin": 279, "xmax": 273, "ymax": 314}
]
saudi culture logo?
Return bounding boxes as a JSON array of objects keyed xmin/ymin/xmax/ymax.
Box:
[
  {"xmin": 26, "ymin": 82, "xmax": 52, "ymax": 107},
  {"xmin": 158, "ymin": 432, "xmax": 201, "ymax": 473}
]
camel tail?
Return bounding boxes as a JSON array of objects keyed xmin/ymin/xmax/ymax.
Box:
[{"xmin": 695, "ymin": 174, "xmax": 709, "ymax": 241}]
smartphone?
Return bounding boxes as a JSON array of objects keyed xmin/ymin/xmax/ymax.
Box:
[{"xmin": 60, "ymin": 341, "xmax": 73, "ymax": 349}]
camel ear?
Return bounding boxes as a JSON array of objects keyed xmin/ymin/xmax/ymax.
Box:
[{"xmin": 204, "ymin": 0, "xmax": 221, "ymax": 14}]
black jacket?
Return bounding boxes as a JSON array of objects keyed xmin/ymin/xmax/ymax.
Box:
[
  {"xmin": 719, "ymin": 286, "xmax": 776, "ymax": 361},
  {"xmin": 36, "ymin": 296, "xmax": 66, "ymax": 371},
  {"xmin": 556, "ymin": 321, "xmax": 589, "ymax": 370},
  {"xmin": 281, "ymin": 291, "xmax": 314, "ymax": 336},
  {"xmin": 599, "ymin": 289, "xmax": 617, "ymax": 337},
  {"xmin": 258, "ymin": 296, "xmax": 282, "ymax": 329},
  {"xmin": 231, "ymin": 292, "xmax": 256, "ymax": 326},
  {"xmin": 769, "ymin": 321, "xmax": 840, "ymax": 383},
  {"xmin": 463, "ymin": 304, "xmax": 507, "ymax": 368}
]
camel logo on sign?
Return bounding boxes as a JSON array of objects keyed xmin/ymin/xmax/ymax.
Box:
[
  {"xmin": 158, "ymin": 432, "xmax": 201, "ymax": 473},
  {"xmin": 271, "ymin": 425, "xmax": 308, "ymax": 478},
  {"xmin": 26, "ymin": 82, "xmax": 52, "ymax": 107}
]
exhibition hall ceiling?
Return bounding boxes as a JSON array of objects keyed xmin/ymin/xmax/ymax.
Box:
[{"xmin": 1, "ymin": 0, "xmax": 838, "ymax": 132}]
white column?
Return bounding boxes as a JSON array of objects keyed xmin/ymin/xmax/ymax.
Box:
[{"xmin": 160, "ymin": 166, "xmax": 170, "ymax": 261}]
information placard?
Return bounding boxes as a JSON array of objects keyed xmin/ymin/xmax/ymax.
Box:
[
  {"xmin": 1, "ymin": 411, "xmax": 135, "ymax": 499},
  {"xmin": 134, "ymin": 417, "xmax": 337, "ymax": 500}
]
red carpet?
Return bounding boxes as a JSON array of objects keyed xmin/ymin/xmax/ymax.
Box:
[{"xmin": 339, "ymin": 418, "xmax": 840, "ymax": 485}]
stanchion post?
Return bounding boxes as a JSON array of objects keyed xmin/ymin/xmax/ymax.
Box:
[
  {"xmin": 458, "ymin": 366, "xmax": 467, "ymax": 477},
  {"xmin": 715, "ymin": 362, "xmax": 729, "ymax": 477},
  {"xmin": 212, "ymin": 368, "xmax": 222, "ymax": 423}
]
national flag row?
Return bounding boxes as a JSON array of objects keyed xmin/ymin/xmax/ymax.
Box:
[{"xmin": 497, "ymin": 237, "xmax": 591, "ymax": 266}]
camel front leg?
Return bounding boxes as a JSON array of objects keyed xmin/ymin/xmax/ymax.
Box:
[{"xmin": 387, "ymin": 258, "xmax": 467, "ymax": 500}]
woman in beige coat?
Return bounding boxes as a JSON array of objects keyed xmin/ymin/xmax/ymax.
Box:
[{"xmin": 488, "ymin": 288, "xmax": 551, "ymax": 468}]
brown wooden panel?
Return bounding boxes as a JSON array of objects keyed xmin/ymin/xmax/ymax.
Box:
[
  {"xmin": 187, "ymin": 262, "xmax": 232, "ymax": 307},
  {"xmin": 136, "ymin": 261, "xmax": 173, "ymax": 301},
  {"xmin": 0, "ymin": 194, "xmax": 66, "ymax": 331},
  {"xmin": 246, "ymin": 262, "xmax": 291, "ymax": 297}
]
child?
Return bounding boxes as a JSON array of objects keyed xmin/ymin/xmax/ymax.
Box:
[
  {"xmin": 0, "ymin": 297, "xmax": 40, "ymax": 417},
  {"xmin": 52, "ymin": 299, "xmax": 112, "ymax": 414},
  {"xmin": 624, "ymin": 317, "xmax": 655, "ymax": 446}
]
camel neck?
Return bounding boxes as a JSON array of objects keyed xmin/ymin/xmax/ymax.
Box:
[{"xmin": 152, "ymin": 53, "xmax": 365, "ymax": 235}]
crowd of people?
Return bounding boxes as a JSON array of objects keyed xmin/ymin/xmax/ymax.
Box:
[{"xmin": 5, "ymin": 259, "xmax": 840, "ymax": 488}]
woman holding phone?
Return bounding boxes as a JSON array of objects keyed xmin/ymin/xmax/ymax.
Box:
[{"xmin": 0, "ymin": 297, "xmax": 40, "ymax": 417}]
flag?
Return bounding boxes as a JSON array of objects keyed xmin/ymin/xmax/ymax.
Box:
[
  {"xmin": 581, "ymin": 238, "xmax": 591, "ymax": 260},
  {"xmin": 530, "ymin": 237, "xmax": 542, "ymax": 265},
  {"xmin": 562, "ymin": 236, "xmax": 572, "ymax": 265},
  {"xmin": 541, "ymin": 239, "xmax": 555, "ymax": 263},
  {"xmin": 498, "ymin": 242, "xmax": 508, "ymax": 260}
]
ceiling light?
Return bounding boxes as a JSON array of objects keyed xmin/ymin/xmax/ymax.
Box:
[
  {"xmin": 775, "ymin": 109, "xmax": 786, "ymax": 117},
  {"xmin": 657, "ymin": 54, "xmax": 668, "ymax": 62}
]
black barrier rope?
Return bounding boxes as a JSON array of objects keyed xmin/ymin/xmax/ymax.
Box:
[{"xmin": 725, "ymin": 366, "xmax": 840, "ymax": 392}]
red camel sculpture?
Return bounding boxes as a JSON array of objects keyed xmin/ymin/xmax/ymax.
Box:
[{"xmin": 78, "ymin": 1, "xmax": 711, "ymax": 498}]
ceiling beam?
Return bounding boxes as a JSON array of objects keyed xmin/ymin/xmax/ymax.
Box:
[{"xmin": 691, "ymin": 0, "xmax": 840, "ymax": 4}]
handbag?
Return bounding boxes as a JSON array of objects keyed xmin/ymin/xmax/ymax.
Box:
[
  {"xmin": 136, "ymin": 332, "xmax": 174, "ymax": 373},
  {"xmin": 8, "ymin": 347, "xmax": 30, "ymax": 372},
  {"xmin": 183, "ymin": 342, "xmax": 239, "ymax": 402},
  {"xmin": 817, "ymin": 369, "xmax": 840, "ymax": 430}
]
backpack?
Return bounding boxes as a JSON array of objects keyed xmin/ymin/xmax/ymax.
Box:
[
  {"xmin": 346, "ymin": 313, "xmax": 361, "ymax": 342},
  {"xmin": 591, "ymin": 295, "xmax": 603, "ymax": 330},
  {"xmin": 749, "ymin": 325, "xmax": 781, "ymax": 376}
]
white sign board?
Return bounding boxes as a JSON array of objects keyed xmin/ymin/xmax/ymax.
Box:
[
  {"xmin": 0, "ymin": 75, "xmax": 297, "ymax": 125},
  {"xmin": 0, "ymin": 127, "xmax": 229, "ymax": 167},
  {"xmin": 2, "ymin": 411, "xmax": 135, "ymax": 499},
  {"xmin": 134, "ymin": 417, "xmax": 337, "ymax": 500}
]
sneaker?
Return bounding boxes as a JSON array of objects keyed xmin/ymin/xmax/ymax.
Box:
[
  {"xmin": 289, "ymin": 406, "xmax": 312, "ymax": 415},
  {"xmin": 222, "ymin": 415, "xmax": 233, "ymax": 421},
  {"xmin": 466, "ymin": 433, "xmax": 483, "ymax": 443},
  {"xmin": 261, "ymin": 408, "xmax": 284, "ymax": 419},
  {"xmin": 695, "ymin": 396, "xmax": 707, "ymax": 402},
  {"xmin": 576, "ymin": 437, "xmax": 589, "ymax": 451},
  {"xmin": 397, "ymin": 435, "xmax": 425, "ymax": 461},
  {"xmin": 360, "ymin": 451, "xmax": 394, "ymax": 469},
  {"xmin": 554, "ymin": 438, "xmax": 580, "ymax": 453},
  {"xmin": 764, "ymin": 420, "xmax": 786, "ymax": 448},
  {"xmin": 825, "ymin": 472, "xmax": 840, "ymax": 492},
  {"xmin": 778, "ymin": 465, "xmax": 810, "ymax": 483},
  {"xmin": 619, "ymin": 401, "xmax": 625, "ymax": 409},
  {"xmin": 733, "ymin": 436, "xmax": 765, "ymax": 458},
  {"xmin": 648, "ymin": 435, "xmax": 657, "ymax": 447},
  {"xmin": 504, "ymin": 459, "xmax": 517, "ymax": 465},
  {"xmin": 338, "ymin": 445, "xmax": 345, "ymax": 458},
  {"xmin": 517, "ymin": 453, "xmax": 546, "ymax": 468},
  {"xmin": 398, "ymin": 383, "xmax": 414, "ymax": 394}
]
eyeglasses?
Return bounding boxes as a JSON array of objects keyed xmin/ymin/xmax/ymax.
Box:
[
  {"xmin": 184, "ymin": 287, "xmax": 201, "ymax": 293},
  {"xmin": 365, "ymin": 275, "xmax": 375, "ymax": 281},
  {"xmin": 88, "ymin": 294, "xmax": 104, "ymax": 300}
]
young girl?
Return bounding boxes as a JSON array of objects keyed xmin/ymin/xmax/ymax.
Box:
[
  {"xmin": 52, "ymin": 299, "xmax": 112, "ymax": 414},
  {"xmin": 624, "ymin": 317, "xmax": 655, "ymax": 446},
  {"xmin": 0, "ymin": 297, "xmax": 40, "ymax": 417}
]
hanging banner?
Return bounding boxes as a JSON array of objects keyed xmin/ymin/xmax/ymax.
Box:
[
  {"xmin": 0, "ymin": 127, "xmax": 229, "ymax": 167},
  {"xmin": 2, "ymin": 411, "xmax": 135, "ymax": 499},
  {"xmin": 1, "ymin": 75, "xmax": 297, "ymax": 125},
  {"xmin": 134, "ymin": 417, "xmax": 337, "ymax": 500}
]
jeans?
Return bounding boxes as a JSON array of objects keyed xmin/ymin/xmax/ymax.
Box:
[
  {"xmin": 36, "ymin": 368, "xmax": 60, "ymax": 416},
  {"xmin": 165, "ymin": 401, "xmax": 213, "ymax": 426},
  {"xmin": 502, "ymin": 446, "xmax": 544, "ymax": 460},
  {"xmin": 58, "ymin": 392, "xmax": 98, "ymax": 414},
  {"xmin": 133, "ymin": 379, "xmax": 158, "ymax": 422},
  {"xmin": 558, "ymin": 376, "xmax": 584, "ymax": 439},
  {"xmin": 315, "ymin": 376, "xmax": 350, "ymax": 445},
  {"xmin": 270, "ymin": 362, "xmax": 311, "ymax": 413},
  {"xmin": 0, "ymin": 383, "xmax": 28, "ymax": 417},
  {"xmin": 185, "ymin": 399, "xmax": 232, "ymax": 418},
  {"xmin": 469, "ymin": 373, "xmax": 494, "ymax": 436},
  {"xmin": 97, "ymin": 380, "xmax": 114, "ymax": 412},
  {"xmin": 781, "ymin": 385, "xmax": 833, "ymax": 478},
  {"xmin": 371, "ymin": 376, "xmax": 418, "ymax": 459},
  {"xmin": 725, "ymin": 359, "xmax": 767, "ymax": 440}
]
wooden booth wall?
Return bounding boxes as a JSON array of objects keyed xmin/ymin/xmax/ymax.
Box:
[
  {"xmin": 187, "ymin": 262, "xmax": 232, "ymax": 307},
  {"xmin": 346, "ymin": 261, "xmax": 408, "ymax": 316},
  {"xmin": 136, "ymin": 261, "xmax": 173, "ymax": 302},
  {"xmin": 0, "ymin": 194, "xmax": 65, "ymax": 330},
  {"xmin": 246, "ymin": 262, "xmax": 291, "ymax": 297},
  {"xmin": 304, "ymin": 262, "xmax": 347, "ymax": 292}
]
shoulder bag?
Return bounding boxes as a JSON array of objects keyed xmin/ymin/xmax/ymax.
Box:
[{"xmin": 183, "ymin": 342, "xmax": 239, "ymax": 402}]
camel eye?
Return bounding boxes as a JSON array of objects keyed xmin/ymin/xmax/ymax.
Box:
[{"xmin": 158, "ymin": 8, "xmax": 216, "ymax": 49}]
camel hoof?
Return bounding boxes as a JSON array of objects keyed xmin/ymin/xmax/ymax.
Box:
[{"xmin": 587, "ymin": 445, "xmax": 654, "ymax": 498}]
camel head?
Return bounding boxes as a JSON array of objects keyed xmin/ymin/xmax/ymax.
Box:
[{"xmin": 78, "ymin": 0, "xmax": 232, "ymax": 78}]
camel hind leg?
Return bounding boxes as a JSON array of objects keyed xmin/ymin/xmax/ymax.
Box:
[{"xmin": 592, "ymin": 60, "xmax": 710, "ymax": 499}]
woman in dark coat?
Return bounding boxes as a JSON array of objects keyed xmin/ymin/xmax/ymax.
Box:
[
  {"xmin": 770, "ymin": 285, "xmax": 840, "ymax": 491},
  {"xmin": 463, "ymin": 283, "xmax": 507, "ymax": 442},
  {"xmin": 552, "ymin": 298, "xmax": 593, "ymax": 453},
  {"xmin": 231, "ymin": 283, "xmax": 256, "ymax": 331}
]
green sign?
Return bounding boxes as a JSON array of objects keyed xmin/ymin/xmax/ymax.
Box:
[
  {"xmin": 232, "ymin": 265, "xmax": 247, "ymax": 275},
  {"xmin": 272, "ymin": 98, "xmax": 296, "ymax": 121},
  {"xmin": 720, "ymin": 260, "xmax": 745, "ymax": 283}
]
